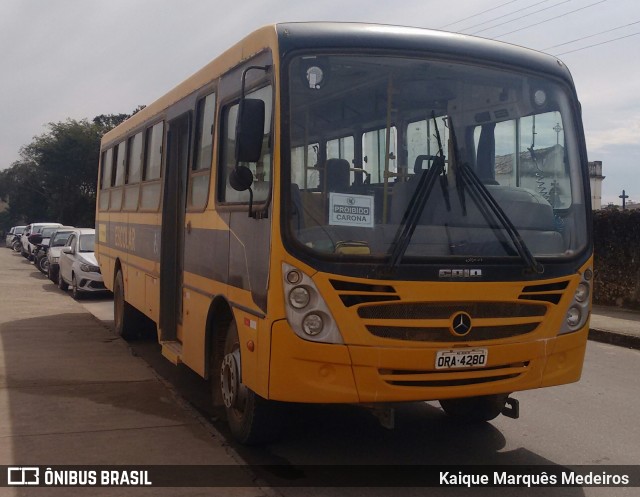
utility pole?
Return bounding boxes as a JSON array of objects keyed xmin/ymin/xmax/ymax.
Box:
[{"xmin": 619, "ymin": 190, "xmax": 629, "ymax": 210}]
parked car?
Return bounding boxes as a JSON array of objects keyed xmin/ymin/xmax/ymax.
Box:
[
  {"xmin": 46, "ymin": 227, "xmax": 76, "ymax": 283},
  {"xmin": 58, "ymin": 228, "xmax": 106, "ymax": 299},
  {"xmin": 20, "ymin": 222, "xmax": 62, "ymax": 260},
  {"xmin": 6, "ymin": 225, "xmax": 26, "ymax": 249},
  {"xmin": 34, "ymin": 226, "xmax": 74, "ymax": 274}
]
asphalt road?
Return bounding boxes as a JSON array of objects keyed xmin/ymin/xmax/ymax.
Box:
[{"xmin": 12, "ymin": 254, "xmax": 640, "ymax": 497}]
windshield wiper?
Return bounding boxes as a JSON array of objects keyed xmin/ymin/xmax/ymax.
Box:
[
  {"xmin": 448, "ymin": 118, "xmax": 544, "ymax": 275},
  {"xmin": 384, "ymin": 113, "xmax": 448, "ymax": 273}
]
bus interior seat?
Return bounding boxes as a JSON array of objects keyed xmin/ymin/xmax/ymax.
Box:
[
  {"xmin": 322, "ymin": 158, "xmax": 351, "ymax": 193},
  {"xmin": 390, "ymin": 155, "xmax": 434, "ymax": 225}
]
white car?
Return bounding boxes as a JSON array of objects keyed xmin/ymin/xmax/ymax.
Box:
[
  {"xmin": 57, "ymin": 228, "xmax": 106, "ymax": 299},
  {"xmin": 21, "ymin": 222, "xmax": 62, "ymax": 259}
]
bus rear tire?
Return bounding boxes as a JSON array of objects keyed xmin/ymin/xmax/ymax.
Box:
[
  {"xmin": 219, "ymin": 320, "xmax": 284, "ymax": 445},
  {"xmin": 439, "ymin": 394, "xmax": 508, "ymax": 423},
  {"xmin": 114, "ymin": 270, "xmax": 139, "ymax": 340}
]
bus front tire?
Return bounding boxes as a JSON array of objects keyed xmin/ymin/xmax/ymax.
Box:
[
  {"xmin": 218, "ymin": 320, "xmax": 284, "ymax": 445},
  {"xmin": 439, "ymin": 394, "xmax": 508, "ymax": 423},
  {"xmin": 114, "ymin": 270, "xmax": 138, "ymax": 340}
]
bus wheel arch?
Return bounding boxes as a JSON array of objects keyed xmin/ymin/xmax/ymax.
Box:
[
  {"xmin": 205, "ymin": 297, "xmax": 234, "ymax": 407},
  {"xmin": 206, "ymin": 299, "xmax": 284, "ymax": 445}
]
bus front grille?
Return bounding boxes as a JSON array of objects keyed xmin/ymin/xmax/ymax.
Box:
[
  {"xmin": 358, "ymin": 301, "xmax": 545, "ymax": 342},
  {"xmin": 367, "ymin": 322, "xmax": 539, "ymax": 342},
  {"xmin": 358, "ymin": 302, "xmax": 546, "ymax": 320}
]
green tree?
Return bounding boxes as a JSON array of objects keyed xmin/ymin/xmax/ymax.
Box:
[
  {"xmin": 0, "ymin": 108, "xmax": 142, "ymax": 229},
  {"xmin": 20, "ymin": 119, "xmax": 102, "ymax": 226},
  {"xmin": 0, "ymin": 160, "xmax": 45, "ymax": 223}
]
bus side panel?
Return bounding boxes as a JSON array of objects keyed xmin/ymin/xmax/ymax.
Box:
[
  {"xmin": 180, "ymin": 285, "xmax": 211, "ymax": 377},
  {"xmin": 180, "ymin": 219, "xmax": 232, "ymax": 377},
  {"xmin": 126, "ymin": 264, "xmax": 147, "ymax": 320},
  {"xmin": 232, "ymin": 306, "xmax": 265, "ymax": 397},
  {"xmin": 145, "ymin": 274, "xmax": 160, "ymax": 324}
]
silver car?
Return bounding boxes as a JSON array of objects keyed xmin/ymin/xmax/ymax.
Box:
[
  {"xmin": 58, "ymin": 228, "xmax": 106, "ymax": 299},
  {"xmin": 46, "ymin": 228, "xmax": 76, "ymax": 283},
  {"xmin": 6, "ymin": 225, "xmax": 26, "ymax": 249}
]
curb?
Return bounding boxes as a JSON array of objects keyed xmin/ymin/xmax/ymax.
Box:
[{"xmin": 588, "ymin": 328, "xmax": 640, "ymax": 350}]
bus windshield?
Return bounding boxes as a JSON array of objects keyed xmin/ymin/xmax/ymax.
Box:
[{"xmin": 285, "ymin": 54, "xmax": 588, "ymax": 268}]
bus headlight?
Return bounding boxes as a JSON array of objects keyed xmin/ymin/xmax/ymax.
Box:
[
  {"xmin": 566, "ymin": 307, "xmax": 581, "ymax": 327},
  {"xmin": 282, "ymin": 263, "xmax": 343, "ymax": 344},
  {"xmin": 289, "ymin": 286, "xmax": 310, "ymax": 309},
  {"xmin": 302, "ymin": 313, "xmax": 324, "ymax": 336},
  {"xmin": 559, "ymin": 268, "xmax": 592, "ymax": 335},
  {"xmin": 575, "ymin": 283, "xmax": 589, "ymax": 303}
]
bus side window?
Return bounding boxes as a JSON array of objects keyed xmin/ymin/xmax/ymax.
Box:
[
  {"xmin": 290, "ymin": 144, "xmax": 319, "ymax": 190},
  {"xmin": 99, "ymin": 148, "xmax": 113, "ymax": 211},
  {"xmin": 140, "ymin": 121, "xmax": 164, "ymax": 211},
  {"xmin": 123, "ymin": 132, "xmax": 143, "ymax": 211},
  {"xmin": 110, "ymin": 140, "xmax": 127, "ymax": 211},
  {"xmin": 362, "ymin": 127, "xmax": 397, "ymax": 184},
  {"xmin": 220, "ymin": 85, "xmax": 272, "ymax": 204},
  {"xmin": 189, "ymin": 92, "xmax": 216, "ymax": 209}
]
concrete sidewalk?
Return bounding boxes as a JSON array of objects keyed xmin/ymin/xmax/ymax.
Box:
[
  {"xmin": 589, "ymin": 304, "xmax": 640, "ymax": 350},
  {"xmin": 0, "ymin": 249, "xmax": 268, "ymax": 495}
]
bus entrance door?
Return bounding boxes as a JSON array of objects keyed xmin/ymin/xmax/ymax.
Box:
[{"xmin": 159, "ymin": 113, "xmax": 190, "ymax": 346}]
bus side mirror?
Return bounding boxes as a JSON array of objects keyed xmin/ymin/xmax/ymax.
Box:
[
  {"xmin": 235, "ymin": 98, "xmax": 265, "ymax": 164},
  {"xmin": 229, "ymin": 165, "xmax": 254, "ymax": 192}
]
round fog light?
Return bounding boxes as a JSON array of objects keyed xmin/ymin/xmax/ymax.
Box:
[
  {"xmin": 289, "ymin": 286, "xmax": 310, "ymax": 309},
  {"xmin": 302, "ymin": 313, "xmax": 324, "ymax": 336},
  {"xmin": 566, "ymin": 307, "xmax": 581, "ymax": 327}
]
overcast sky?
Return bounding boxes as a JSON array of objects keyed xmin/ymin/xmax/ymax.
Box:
[{"xmin": 1, "ymin": 0, "xmax": 638, "ymax": 206}]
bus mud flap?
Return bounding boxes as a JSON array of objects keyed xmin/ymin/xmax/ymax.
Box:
[{"xmin": 501, "ymin": 397, "xmax": 520, "ymax": 419}]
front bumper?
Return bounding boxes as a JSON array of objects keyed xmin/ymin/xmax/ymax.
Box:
[{"xmin": 268, "ymin": 320, "xmax": 587, "ymax": 404}]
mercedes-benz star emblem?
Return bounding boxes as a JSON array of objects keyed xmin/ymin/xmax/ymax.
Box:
[{"xmin": 450, "ymin": 312, "xmax": 472, "ymax": 336}]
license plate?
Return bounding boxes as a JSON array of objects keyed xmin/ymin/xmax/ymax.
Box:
[{"xmin": 435, "ymin": 348, "xmax": 488, "ymax": 370}]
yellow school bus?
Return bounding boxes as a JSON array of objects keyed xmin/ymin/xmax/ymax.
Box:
[{"xmin": 95, "ymin": 23, "xmax": 593, "ymax": 444}]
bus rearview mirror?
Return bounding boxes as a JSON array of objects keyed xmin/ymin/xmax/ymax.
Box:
[{"xmin": 235, "ymin": 98, "xmax": 265, "ymax": 163}]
